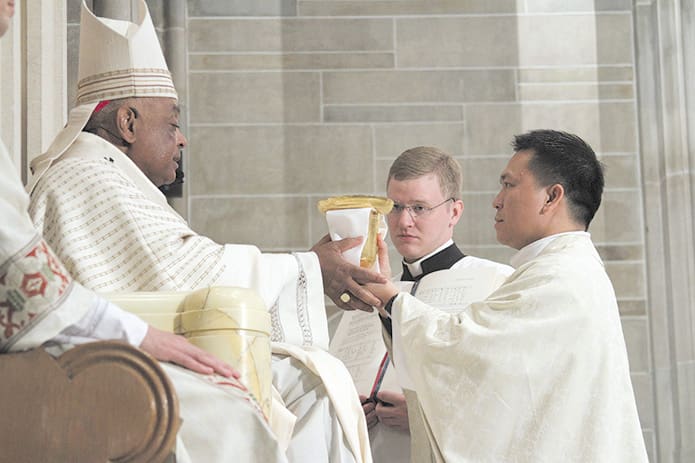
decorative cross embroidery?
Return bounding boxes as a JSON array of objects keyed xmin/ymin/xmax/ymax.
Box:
[{"xmin": 0, "ymin": 237, "xmax": 72, "ymax": 351}]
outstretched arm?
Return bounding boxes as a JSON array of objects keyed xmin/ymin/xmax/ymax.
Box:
[
  {"xmin": 139, "ymin": 326, "xmax": 239, "ymax": 378},
  {"xmin": 312, "ymin": 234, "xmax": 387, "ymax": 312},
  {"xmin": 54, "ymin": 297, "xmax": 240, "ymax": 379}
]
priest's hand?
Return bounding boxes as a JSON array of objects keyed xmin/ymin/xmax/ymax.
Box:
[
  {"xmin": 140, "ymin": 326, "xmax": 240, "ymax": 378},
  {"xmin": 311, "ymin": 234, "xmax": 386, "ymax": 312},
  {"xmin": 375, "ymin": 390, "xmax": 410, "ymax": 432},
  {"xmin": 360, "ymin": 394, "xmax": 379, "ymax": 429}
]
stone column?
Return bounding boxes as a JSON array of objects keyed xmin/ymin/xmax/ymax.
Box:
[
  {"xmin": 159, "ymin": 0, "xmax": 188, "ymax": 215},
  {"xmin": 23, "ymin": 0, "xmax": 68, "ymax": 181},
  {"xmin": 0, "ymin": 0, "xmax": 22, "ymax": 177},
  {"xmin": 634, "ymin": 1, "xmax": 695, "ymax": 461},
  {"xmin": 92, "ymin": 0, "xmax": 138, "ymax": 21}
]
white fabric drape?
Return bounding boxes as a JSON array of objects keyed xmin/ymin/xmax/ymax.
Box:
[{"xmin": 389, "ymin": 234, "xmax": 647, "ymax": 462}]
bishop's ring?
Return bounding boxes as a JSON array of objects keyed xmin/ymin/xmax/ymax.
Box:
[{"xmin": 340, "ymin": 292, "xmax": 351, "ymax": 303}]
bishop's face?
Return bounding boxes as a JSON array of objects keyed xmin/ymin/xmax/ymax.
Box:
[
  {"xmin": 386, "ymin": 173, "xmax": 463, "ymax": 263},
  {"xmin": 127, "ymin": 97, "xmax": 187, "ymax": 187}
]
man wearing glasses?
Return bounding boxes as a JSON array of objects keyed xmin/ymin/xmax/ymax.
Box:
[{"xmin": 361, "ymin": 146, "xmax": 512, "ymax": 462}]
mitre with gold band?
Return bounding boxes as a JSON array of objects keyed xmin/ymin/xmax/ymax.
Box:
[{"xmin": 27, "ymin": 0, "xmax": 177, "ymax": 193}]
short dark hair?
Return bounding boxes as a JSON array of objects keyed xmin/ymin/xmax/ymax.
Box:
[
  {"xmin": 513, "ymin": 129, "xmax": 604, "ymax": 228},
  {"xmin": 83, "ymin": 98, "xmax": 131, "ymax": 135}
]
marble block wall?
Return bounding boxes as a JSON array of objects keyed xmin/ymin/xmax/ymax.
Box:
[
  {"xmin": 64, "ymin": 0, "xmax": 662, "ymax": 460},
  {"xmin": 182, "ymin": 0, "xmax": 654, "ymax": 458}
]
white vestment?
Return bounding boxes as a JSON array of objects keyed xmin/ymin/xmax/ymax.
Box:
[
  {"xmin": 1, "ymin": 139, "xmax": 286, "ymax": 462},
  {"xmin": 372, "ymin": 254, "xmax": 512, "ymax": 463},
  {"xmin": 387, "ymin": 233, "xmax": 648, "ymax": 462},
  {"xmin": 28, "ymin": 132, "xmax": 370, "ymax": 463}
]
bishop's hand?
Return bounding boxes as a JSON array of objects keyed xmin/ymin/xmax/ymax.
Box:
[{"xmin": 311, "ymin": 234, "xmax": 386, "ymax": 312}]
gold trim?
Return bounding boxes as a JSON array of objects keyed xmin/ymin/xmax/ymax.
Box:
[
  {"xmin": 76, "ymin": 68, "xmax": 177, "ymax": 104},
  {"xmin": 317, "ymin": 195, "xmax": 393, "ymax": 215},
  {"xmin": 78, "ymin": 68, "xmax": 173, "ymax": 87}
]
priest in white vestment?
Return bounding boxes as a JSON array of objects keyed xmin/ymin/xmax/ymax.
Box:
[
  {"xmin": 26, "ymin": 2, "xmax": 372, "ymax": 462},
  {"xmin": 349, "ymin": 147, "xmax": 513, "ymax": 462},
  {"xmin": 367, "ymin": 131, "xmax": 648, "ymax": 462}
]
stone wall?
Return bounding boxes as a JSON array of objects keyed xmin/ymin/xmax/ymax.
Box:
[
  {"xmin": 180, "ymin": 2, "xmax": 654, "ymax": 459},
  {"xmin": 55, "ymin": 1, "xmax": 695, "ymax": 461}
]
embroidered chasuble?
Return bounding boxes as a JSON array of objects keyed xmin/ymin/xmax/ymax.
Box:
[
  {"xmin": 28, "ymin": 132, "xmax": 370, "ymax": 463},
  {"xmin": 385, "ymin": 234, "xmax": 648, "ymax": 462}
]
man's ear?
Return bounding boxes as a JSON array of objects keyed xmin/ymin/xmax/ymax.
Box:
[
  {"xmin": 543, "ymin": 184, "xmax": 564, "ymax": 210},
  {"xmin": 115, "ymin": 105, "xmax": 138, "ymax": 144},
  {"xmin": 450, "ymin": 199, "xmax": 464, "ymax": 227}
]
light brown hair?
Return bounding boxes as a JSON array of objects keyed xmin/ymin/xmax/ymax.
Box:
[{"xmin": 387, "ymin": 146, "xmax": 462, "ymax": 200}]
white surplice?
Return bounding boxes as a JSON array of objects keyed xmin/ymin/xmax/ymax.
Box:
[
  {"xmin": 387, "ymin": 233, "xmax": 648, "ymax": 462},
  {"xmin": 28, "ymin": 132, "xmax": 370, "ymax": 463}
]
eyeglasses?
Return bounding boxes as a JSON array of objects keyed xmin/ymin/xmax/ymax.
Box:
[{"xmin": 389, "ymin": 198, "xmax": 454, "ymax": 220}]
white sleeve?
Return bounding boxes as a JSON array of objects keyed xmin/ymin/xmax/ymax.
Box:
[
  {"xmin": 52, "ymin": 296, "xmax": 149, "ymax": 347},
  {"xmin": 219, "ymin": 244, "xmax": 330, "ymax": 349}
]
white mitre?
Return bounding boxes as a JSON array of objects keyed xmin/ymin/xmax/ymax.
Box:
[{"xmin": 27, "ymin": 0, "xmax": 177, "ymax": 192}]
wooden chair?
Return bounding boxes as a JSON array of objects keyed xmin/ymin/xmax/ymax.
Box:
[{"xmin": 0, "ymin": 340, "xmax": 180, "ymax": 462}]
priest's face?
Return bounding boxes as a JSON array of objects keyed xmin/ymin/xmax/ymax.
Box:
[
  {"xmin": 387, "ymin": 173, "xmax": 463, "ymax": 263},
  {"xmin": 493, "ymin": 150, "xmax": 550, "ymax": 250},
  {"xmin": 0, "ymin": 0, "xmax": 15, "ymax": 37},
  {"xmin": 128, "ymin": 97, "xmax": 187, "ymax": 187}
]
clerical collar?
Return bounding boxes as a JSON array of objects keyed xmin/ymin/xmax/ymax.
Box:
[
  {"xmin": 510, "ymin": 231, "xmax": 590, "ymax": 268},
  {"xmin": 401, "ymin": 240, "xmax": 465, "ymax": 281}
]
